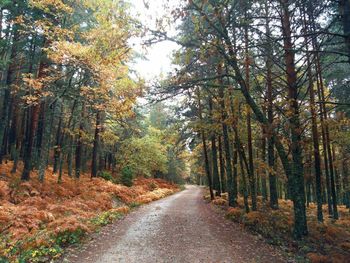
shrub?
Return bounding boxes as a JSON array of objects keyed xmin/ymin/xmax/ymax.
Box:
[
  {"xmin": 129, "ymin": 202, "xmax": 141, "ymax": 208},
  {"xmin": 19, "ymin": 244, "xmax": 63, "ymax": 263},
  {"xmin": 306, "ymin": 252, "xmax": 331, "ymax": 263},
  {"xmin": 121, "ymin": 166, "xmax": 133, "ymax": 187},
  {"xmin": 226, "ymin": 207, "xmax": 243, "ymax": 221},
  {"xmin": 55, "ymin": 228, "xmax": 86, "ymax": 246},
  {"xmin": 243, "ymin": 211, "xmax": 264, "ymax": 227},
  {"xmin": 212, "ymin": 197, "xmax": 228, "ymax": 206},
  {"xmin": 98, "ymin": 171, "xmax": 114, "ymax": 182},
  {"xmin": 90, "ymin": 208, "xmax": 127, "ymax": 227},
  {"xmin": 148, "ymin": 181, "xmax": 158, "ymax": 191}
]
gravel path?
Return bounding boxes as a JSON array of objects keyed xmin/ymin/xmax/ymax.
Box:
[{"xmin": 61, "ymin": 185, "xmax": 289, "ymax": 263}]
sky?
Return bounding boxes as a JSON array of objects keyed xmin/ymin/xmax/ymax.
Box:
[{"xmin": 129, "ymin": 0, "xmax": 181, "ymax": 82}]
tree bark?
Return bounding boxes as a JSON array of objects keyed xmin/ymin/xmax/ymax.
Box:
[
  {"xmin": 218, "ymin": 136, "xmax": 227, "ymax": 193},
  {"xmin": 237, "ymin": 133, "xmax": 250, "ymax": 214},
  {"xmin": 91, "ymin": 111, "xmax": 101, "ymax": 178},
  {"xmin": 209, "ymin": 97, "xmax": 221, "ymax": 196},
  {"xmin": 218, "ymin": 70, "xmax": 236, "ymax": 206},
  {"xmin": 75, "ymin": 104, "xmax": 85, "ymax": 178},
  {"xmin": 197, "ymin": 89, "xmax": 214, "ymax": 200},
  {"xmin": 280, "ymin": 0, "xmax": 308, "ymax": 237},
  {"xmin": 303, "ymin": 6, "xmax": 324, "ymax": 221},
  {"xmin": 265, "ymin": 1, "xmax": 278, "ymax": 210},
  {"xmin": 261, "ymin": 134, "xmax": 268, "ymax": 202}
]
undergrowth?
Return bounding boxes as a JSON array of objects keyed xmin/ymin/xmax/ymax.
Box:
[
  {"xmin": 207, "ymin": 194, "xmax": 350, "ymax": 263},
  {"xmin": 0, "ymin": 161, "xmax": 179, "ymax": 263}
]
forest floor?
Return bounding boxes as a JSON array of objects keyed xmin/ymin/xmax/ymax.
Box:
[
  {"xmin": 0, "ymin": 161, "xmax": 179, "ymax": 263},
  {"xmin": 59, "ymin": 185, "xmax": 289, "ymax": 263},
  {"xmin": 208, "ymin": 193, "xmax": 350, "ymax": 263}
]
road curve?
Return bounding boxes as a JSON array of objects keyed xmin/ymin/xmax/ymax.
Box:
[{"xmin": 61, "ymin": 185, "xmax": 288, "ymax": 263}]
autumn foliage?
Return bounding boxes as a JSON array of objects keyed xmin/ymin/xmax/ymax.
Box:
[
  {"xmin": 0, "ymin": 162, "xmax": 178, "ymax": 262},
  {"xmin": 208, "ymin": 195, "xmax": 350, "ymax": 262}
]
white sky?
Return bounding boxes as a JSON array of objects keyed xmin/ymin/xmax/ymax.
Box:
[{"xmin": 129, "ymin": 0, "xmax": 181, "ymax": 82}]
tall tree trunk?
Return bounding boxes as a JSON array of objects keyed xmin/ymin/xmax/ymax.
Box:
[
  {"xmin": 0, "ymin": 22, "xmax": 19, "ymax": 164},
  {"xmin": 237, "ymin": 134, "xmax": 250, "ymax": 213},
  {"xmin": 218, "ymin": 136, "xmax": 227, "ymax": 193},
  {"xmin": 261, "ymin": 134, "xmax": 268, "ymax": 202},
  {"xmin": 11, "ymin": 107, "xmax": 24, "ymax": 174},
  {"xmin": 53, "ymin": 102, "xmax": 64, "ymax": 174},
  {"xmin": 308, "ymin": 3, "xmax": 335, "ymax": 218},
  {"xmin": 211, "ymin": 135, "xmax": 221, "ymax": 196},
  {"xmin": 318, "ymin": 86, "xmax": 333, "ymax": 216},
  {"xmin": 197, "ymin": 89, "xmax": 214, "ymax": 200},
  {"xmin": 21, "ymin": 38, "xmax": 49, "ymax": 181},
  {"xmin": 342, "ymin": 150, "xmax": 349, "ymax": 209},
  {"xmin": 280, "ymin": 0, "xmax": 308, "ymax": 237},
  {"xmin": 303, "ymin": 8, "xmax": 323, "ymax": 222},
  {"xmin": 9, "ymin": 101, "xmax": 18, "ymax": 161},
  {"xmin": 315, "ymin": 56, "xmax": 338, "ymax": 219},
  {"xmin": 228, "ymin": 92, "xmax": 238, "ymax": 202},
  {"xmin": 38, "ymin": 103, "xmax": 55, "ymax": 182},
  {"xmin": 308, "ymin": 73, "xmax": 324, "ymax": 222},
  {"xmin": 332, "ymin": 145, "xmax": 341, "ymax": 204},
  {"xmin": 34, "ymin": 102, "xmax": 46, "ymax": 169},
  {"xmin": 265, "ymin": 0, "xmax": 278, "ymax": 210},
  {"xmin": 244, "ymin": 6, "xmax": 257, "ymax": 211},
  {"xmin": 75, "ymin": 104, "xmax": 85, "ymax": 178},
  {"xmin": 218, "ymin": 70, "xmax": 236, "ymax": 206},
  {"xmin": 209, "ymin": 97, "xmax": 221, "ymax": 196},
  {"xmin": 91, "ymin": 111, "xmax": 101, "ymax": 178},
  {"xmin": 21, "ymin": 104, "xmax": 40, "ymax": 180}
]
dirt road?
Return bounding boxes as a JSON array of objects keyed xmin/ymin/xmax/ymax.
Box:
[{"xmin": 62, "ymin": 185, "xmax": 289, "ymax": 263}]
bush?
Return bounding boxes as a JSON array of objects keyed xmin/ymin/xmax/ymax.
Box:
[
  {"xmin": 226, "ymin": 207, "xmax": 243, "ymax": 221},
  {"xmin": 90, "ymin": 210, "xmax": 124, "ymax": 227},
  {"xmin": 212, "ymin": 197, "xmax": 228, "ymax": 206},
  {"xmin": 19, "ymin": 245, "xmax": 63, "ymax": 263},
  {"xmin": 98, "ymin": 171, "xmax": 114, "ymax": 182},
  {"xmin": 55, "ymin": 228, "xmax": 86, "ymax": 246},
  {"xmin": 121, "ymin": 166, "xmax": 133, "ymax": 187}
]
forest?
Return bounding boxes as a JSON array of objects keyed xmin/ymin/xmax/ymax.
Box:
[{"xmin": 1, "ymin": 0, "xmax": 350, "ymax": 262}]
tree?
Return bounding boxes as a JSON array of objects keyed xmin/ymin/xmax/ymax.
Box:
[{"xmin": 150, "ymin": 0, "xmax": 350, "ymax": 239}]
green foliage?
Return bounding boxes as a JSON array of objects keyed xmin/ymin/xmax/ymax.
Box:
[
  {"xmin": 149, "ymin": 103, "xmax": 168, "ymax": 129},
  {"xmin": 90, "ymin": 211, "xmax": 123, "ymax": 227},
  {"xmin": 0, "ymin": 228, "xmax": 80, "ymax": 262},
  {"xmin": 55, "ymin": 228, "xmax": 86, "ymax": 246},
  {"xmin": 108, "ymin": 102, "xmax": 189, "ymax": 184},
  {"xmin": 179, "ymin": 185, "xmax": 186, "ymax": 191},
  {"xmin": 18, "ymin": 245, "xmax": 63, "ymax": 263},
  {"xmin": 121, "ymin": 166, "xmax": 133, "ymax": 187},
  {"xmin": 117, "ymin": 127, "xmax": 168, "ymax": 178},
  {"xmin": 129, "ymin": 202, "xmax": 141, "ymax": 208},
  {"xmin": 98, "ymin": 171, "xmax": 114, "ymax": 182}
]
